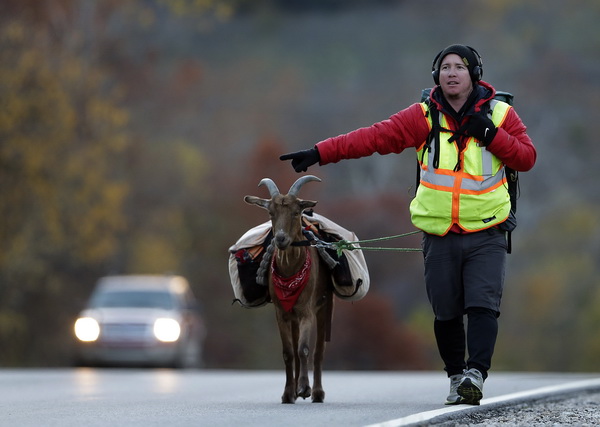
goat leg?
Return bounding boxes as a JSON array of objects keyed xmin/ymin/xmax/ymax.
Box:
[
  {"xmin": 296, "ymin": 320, "xmax": 313, "ymax": 399},
  {"xmin": 292, "ymin": 321, "xmax": 301, "ymax": 396},
  {"xmin": 277, "ymin": 312, "xmax": 297, "ymax": 404},
  {"xmin": 281, "ymin": 352, "xmax": 297, "ymax": 404},
  {"xmin": 311, "ymin": 291, "xmax": 331, "ymax": 403}
]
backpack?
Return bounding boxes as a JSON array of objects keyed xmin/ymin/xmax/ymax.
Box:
[
  {"xmin": 228, "ymin": 211, "xmax": 370, "ymax": 308},
  {"xmin": 418, "ymin": 88, "xmax": 519, "ymax": 253}
]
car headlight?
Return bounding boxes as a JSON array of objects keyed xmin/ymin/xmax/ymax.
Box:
[
  {"xmin": 153, "ymin": 318, "xmax": 181, "ymax": 342},
  {"xmin": 74, "ymin": 317, "xmax": 100, "ymax": 342}
]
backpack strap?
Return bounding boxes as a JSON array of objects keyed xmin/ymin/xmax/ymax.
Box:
[
  {"xmin": 415, "ymin": 100, "xmax": 436, "ymax": 193},
  {"xmin": 422, "ymin": 101, "xmax": 467, "ymax": 172},
  {"xmin": 415, "ymin": 100, "xmax": 449, "ymax": 192},
  {"xmin": 424, "ymin": 100, "xmax": 441, "ymax": 169}
]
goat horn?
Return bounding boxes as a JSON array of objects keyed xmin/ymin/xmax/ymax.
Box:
[
  {"xmin": 258, "ymin": 178, "xmax": 280, "ymax": 197},
  {"xmin": 288, "ymin": 175, "xmax": 321, "ymax": 196}
]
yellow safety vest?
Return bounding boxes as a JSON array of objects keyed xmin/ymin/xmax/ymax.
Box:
[{"xmin": 410, "ymin": 100, "xmax": 512, "ymax": 235}]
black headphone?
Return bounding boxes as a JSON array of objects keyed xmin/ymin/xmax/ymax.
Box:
[{"xmin": 431, "ymin": 45, "xmax": 483, "ymax": 85}]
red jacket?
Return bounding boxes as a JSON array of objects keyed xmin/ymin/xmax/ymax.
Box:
[{"xmin": 316, "ymin": 81, "xmax": 536, "ymax": 173}]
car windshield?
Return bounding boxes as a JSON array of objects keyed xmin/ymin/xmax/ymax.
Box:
[{"xmin": 90, "ymin": 290, "xmax": 176, "ymax": 310}]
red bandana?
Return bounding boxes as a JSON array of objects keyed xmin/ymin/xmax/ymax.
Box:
[{"xmin": 271, "ymin": 248, "xmax": 312, "ymax": 312}]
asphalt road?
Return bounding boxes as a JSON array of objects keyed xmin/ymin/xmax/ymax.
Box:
[{"xmin": 2, "ymin": 369, "xmax": 599, "ymax": 426}]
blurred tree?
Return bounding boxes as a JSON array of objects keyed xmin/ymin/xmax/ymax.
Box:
[
  {"xmin": 577, "ymin": 284, "xmax": 600, "ymax": 370},
  {"xmin": 122, "ymin": 136, "xmax": 210, "ymax": 274},
  {"xmin": 158, "ymin": 0, "xmax": 236, "ymax": 20},
  {"xmin": 1, "ymin": 0, "xmax": 599, "ymax": 372},
  {"xmin": 158, "ymin": 0, "xmax": 401, "ymax": 17},
  {"xmin": 496, "ymin": 204, "xmax": 600, "ymax": 372},
  {"xmin": 0, "ymin": 19, "xmax": 129, "ymax": 365},
  {"xmin": 327, "ymin": 293, "xmax": 431, "ymax": 370}
]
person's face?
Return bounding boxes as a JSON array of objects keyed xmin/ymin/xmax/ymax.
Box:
[{"xmin": 439, "ymin": 53, "xmax": 473, "ymax": 99}]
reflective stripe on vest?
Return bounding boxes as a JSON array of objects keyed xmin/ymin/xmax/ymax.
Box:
[{"xmin": 410, "ymin": 100, "xmax": 512, "ymax": 235}]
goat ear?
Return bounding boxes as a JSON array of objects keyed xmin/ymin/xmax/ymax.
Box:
[
  {"xmin": 244, "ymin": 195, "xmax": 270, "ymax": 209},
  {"xmin": 299, "ymin": 200, "xmax": 318, "ymax": 210}
]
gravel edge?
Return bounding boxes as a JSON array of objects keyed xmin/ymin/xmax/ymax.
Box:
[{"xmin": 422, "ymin": 388, "xmax": 600, "ymax": 426}]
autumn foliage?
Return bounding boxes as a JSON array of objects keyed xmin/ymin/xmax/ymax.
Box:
[{"xmin": 1, "ymin": 0, "xmax": 600, "ymax": 372}]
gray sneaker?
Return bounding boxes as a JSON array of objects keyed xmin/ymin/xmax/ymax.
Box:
[
  {"xmin": 444, "ymin": 374, "xmax": 464, "ymax": 405},
  {"xmin": 457, "ymin": 368, "xmax": 484, "ymax": 405}
]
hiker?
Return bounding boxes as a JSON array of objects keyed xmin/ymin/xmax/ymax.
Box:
[{"xmin": 280, "ymin": 44, "xmax": 536, "ymax": 405}]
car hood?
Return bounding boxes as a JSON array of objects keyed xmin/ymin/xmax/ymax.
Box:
[{"xmin": 79, "ymin": 308, "xmax": 180, "ymax": 323}]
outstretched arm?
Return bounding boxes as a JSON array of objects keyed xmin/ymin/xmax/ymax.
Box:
[{"xmin": 280, "ymin": 103, "xmax": 429, "ymax": 172}]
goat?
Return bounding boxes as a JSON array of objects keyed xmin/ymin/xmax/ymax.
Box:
[{"xmin": 244, "ymin": 175, "xmax": 332, "ymax": 404}]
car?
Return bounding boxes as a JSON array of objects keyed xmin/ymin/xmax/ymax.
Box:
[{"xmin": 73, "ymin": 275, "xmax": 205, "ymax": 368}]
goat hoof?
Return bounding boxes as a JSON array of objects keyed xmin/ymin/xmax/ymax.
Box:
[
  {"xmin": 297, "ymin": 385, "xmax": 311, "ymax": 399},
  {"xmin": 312, "ymin": 389, "xmax": 325, "ymax": 403},
  {"xmin": 281, "ymin": 392, "xmax": 296, "ymax": 404}
]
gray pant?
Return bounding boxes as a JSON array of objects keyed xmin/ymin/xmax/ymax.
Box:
[
  {"xmin": 422, "ymin": 228, "xmax": 507, "ymax": 321},
  {"xmin": 423, "ymin": 229, "xmax": 508, "ymax": 378}
]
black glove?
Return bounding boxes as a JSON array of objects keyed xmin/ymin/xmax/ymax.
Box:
[
  {"xmin": 279, "ymin": 148, "xmax": 320, "ymax": 173},
  {"xmin": 465, "ymin": 114, "xmax": 497, "ymax": 146}
]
